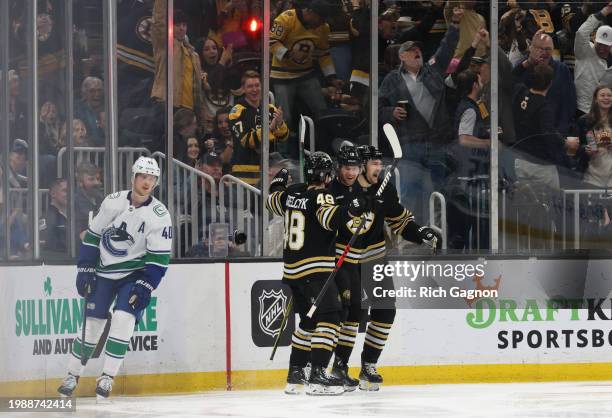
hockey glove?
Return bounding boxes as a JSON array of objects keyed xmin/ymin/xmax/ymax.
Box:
[
  {"xmin": 270, "ymin": 168, "xmax": 289, "ymax": 193},
  {"xmin": 348, "ymin": 197, "xmax": 366, "ymax": 217},
  {"xmin": 128, "ymin": 280, "xmax": 155, "ymax": 311},
  {"xmin": 76, "ymin": 267, "xmax": 97, "ymax": 298},
  {"xmin": 417, "ymin": 226, "xmax": 439, "ymax": 250}
]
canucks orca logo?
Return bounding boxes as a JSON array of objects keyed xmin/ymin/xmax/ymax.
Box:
[{"xmin": 101, "ymin": 222, "xmax": 135, "ymax": 257}]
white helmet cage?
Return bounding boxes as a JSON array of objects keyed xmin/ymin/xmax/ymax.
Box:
[{"xmin": 132, "ymin": 156, "xmax": 161, "ymax": 188}]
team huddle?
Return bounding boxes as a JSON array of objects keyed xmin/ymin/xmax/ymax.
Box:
[{"xmin": 266, "ymin": 145, "xmax": 438, "ymax": 396}]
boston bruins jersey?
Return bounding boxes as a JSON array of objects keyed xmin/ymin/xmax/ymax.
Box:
[
  {"xmin": 229, "ymin": 98, "xmax": 288, "ymax": 185},
  {"xmin": 270, "ymin": 9, "xmax": 335, "ymax": 80},
  {"xmin": 80, "ymin": 191, "xmax": 172, "ymax": 283},
  {"xmin": 332, "ymin": 176, "xmax": 418, "ymax": 264},
  {"xmin": 266, "ymin": 183, "xmax": 350, "ymax": 281}
]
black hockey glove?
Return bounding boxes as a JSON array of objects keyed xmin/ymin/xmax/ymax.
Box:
[
  {"xmin": 128, "ymin": 280, "xmax": 155, "ymax": 311},
  {"xmin": 403, "ymin": 222, "xmax": 439, "ymax": 249},
  {"xmin": 270, "ymin": 168, "xmax": 289, "ymax": 193},
  {"xmin": 417, "ymin": 226, "xmax": 439, "ymax": 250},
  {"xmin": 348, "ymin": 197, "xmax": 366, "ymax": 217},
  {"xmin": 76, "ymin": 266, "xmax": 97, "ymax": 298}
]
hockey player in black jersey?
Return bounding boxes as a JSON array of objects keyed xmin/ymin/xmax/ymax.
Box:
[
  {"xmin": 330, "ymin": 145, "xmax": 439, "ymax": 391},
  {"xmin": 266, "ymin": 151, "xmax": 366, "ymax": 396}
]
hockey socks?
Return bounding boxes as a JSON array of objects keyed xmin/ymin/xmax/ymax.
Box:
[
  {"xmin": 102, "ymin": 310, "xmax": 136, "ymax": 377},
  {"xmin": 290, "ymin": 326, "xmax": 313, "ymax": 367},
  {"xmin": 67, "ymin": 316, "xmax": 108, "ymax": 376},
  {"xmin": 311, "ymin": 322, "xmax": 340, "ymax": 367},
  {"xmin": 334, "ymin": 321, "xmax": 359, "ymax": 363},
  {"xmin": 361, "ymin": 320, "xmax": 393, "ymax": 364}
]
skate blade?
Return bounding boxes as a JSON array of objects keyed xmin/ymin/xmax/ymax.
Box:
[
  {"xmin": 306, "ymin": 384, "xmax": 344, "ymax": 396},
  {"xmin": 358, "ymin": 380, "xmax": 380, "ymax": 391},
  {"xmin": 284, "ymin": 383, "xmax": 304, "ymax": 395},
  {"xmin": 58, "ymin": 390, "xmax": 73, "ymax": 398},
  {"xmin": 344, "ymin": 384, "xmax": 358, "ymax": 392},
  {"xmin": 96, "ymin": 394, "xmax": 112, "ymax": 403}
]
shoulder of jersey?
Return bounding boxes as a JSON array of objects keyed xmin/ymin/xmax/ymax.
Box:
[
  {"xmin": 286, "ymin": 183, "xmax": 307, "ymax": 194},
  {"xmin": 103, "ymin": 190, "xmax": 130, "ymax": 208},
  {"xmin": 149, "ymin": 197, "xmax": 171, "ymax": 222},
  {"xmin": 229, "ymin": 103, "xmax": 246, "ymax": 120}
]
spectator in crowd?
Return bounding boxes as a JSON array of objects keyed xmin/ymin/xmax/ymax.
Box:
[
  {"xmin": 173, "ymin": 108, "xmax": 198, "ymax": 161},
  {"xmin": 378, "ymin": 6, "xmax": 463, "ymax": 223},
  {"xmin": 203, "ymin": 106, "xmax": 234, "ymax": 171},
  {"xmin": 378, "ymin": 8, "xmax": 400, "ymax": 62},
  {"xmin": 151, "ymin": 0, "xmax": 206, "ymax": 127},
  {"xmin": 0, "ymin": 173, "xmax": 29, "ymax": 260},
  {"xmin": 184, "ymin": 136, "xmax": 202, "ymax": 167},
  {"xmin": 269, "ymin": 0, "xmax": 342, "ymax": 156},
  {"xmin": 199, "ymin": 37, "xmax": 234, "ymax": 135},
  {"xmin": 75, "ymin": 77, "xmax": 105, "ymax": 146},
  {"xmin": 447, "ymin": 69, "xmax": 490, "ymax": 249},
  {"xmin": 8, "ymin": 139, "xmax": 28, "ymax": 188},
  {"xmin": 579, "ymin": 85, "xmax": 612, "ymax": 188},
  {"xmin": 74, "ymin": 161, "xmax": 103, "ymax": 242},
  {"xmin": 512, "ymin": 63, "xmax": 564, "ymax": 192},
  {"xmin": 396, "ymin": 0, "xmax": 447, "ymax": 61},
  {"xmin": 197, "ymin": 151, "xmax": 224, "ymax": 191},
  {"xmin": 8, "ymin": 70, "xmax": 27, "ymax": 141},
  {"xmin": 38, "ymin": 101, "xmax": 63, "ymax": 186},
  {"xmin": 513, "ymin": 31, "xmax": 577, "ymax": 136},
  {"xmin": 574, "ymin": 3, "xmax": 612, "ymax": 117},
  {"xmin": 229, "ymin": 71, "xmax": 288, "ymax": 186},
  {"xmin": 444, "ymin": 1, "xmax": 486, "ymax": 59},
  {"xmin": 41, "ymin": 178, "xmax": 68, "ymax": 255}
]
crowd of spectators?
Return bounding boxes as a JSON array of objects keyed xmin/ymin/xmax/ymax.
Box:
[{"xmin": 6, "ymin": 0, "xmax": 612, "ymax": 258}]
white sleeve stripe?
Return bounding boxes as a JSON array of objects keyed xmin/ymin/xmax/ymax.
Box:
[
  {"xmin": 145, "ymin": 261, "xmax": 169, "ymax": 268},
  {"xmin": 82, "ymin": 242, "xmax": 99, "ymax": 248}
]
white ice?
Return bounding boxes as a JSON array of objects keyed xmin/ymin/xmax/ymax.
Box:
[{"xmin": 18, "ymin": 382, "xmax": 612, "ymax": 418}]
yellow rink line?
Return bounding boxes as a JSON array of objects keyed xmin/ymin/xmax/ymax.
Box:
[{"xmin": 2, "ymin": 363, "xmax": 612, "ymax": 397}]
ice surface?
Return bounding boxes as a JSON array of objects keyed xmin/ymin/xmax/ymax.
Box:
[{"xmin": 14, "ymin": 382, "xmax": 612, "ymax": 418}]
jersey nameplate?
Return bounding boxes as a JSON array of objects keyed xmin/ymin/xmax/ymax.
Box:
[{"xmin": 286, "ymin": 196, "xmax": 308, "ymax": 210}]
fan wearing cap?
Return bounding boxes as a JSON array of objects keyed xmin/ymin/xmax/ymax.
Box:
[
  {"xmin": 151, "ymin": 0, "xmax": 206, "ymax": 125},
  {"xmin": 57, "ymin": 156, "xmax": 172, "ymax": 400},
  {"xmin": 378, "ymin": 6, "xmax": 463, "ymax": 221},
  {"xmin": 574, "ymin": 2, "xmax": 612, "ymax": 116}
]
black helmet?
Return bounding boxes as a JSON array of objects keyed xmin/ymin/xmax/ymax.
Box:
[
  {"xmin": 304, "ymin": 151, "xmax": 334, "ymax": 184},
  {"xmin": 337, "ymin": 145, "xmax": 362, "ymax": 166},
  {"xmin": 357, "ymin": 145, "xmax": 383, "ymax": 162}
]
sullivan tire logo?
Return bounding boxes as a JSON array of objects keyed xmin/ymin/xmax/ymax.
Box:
[{"xmin": 251, "ymin": 280, "xmax": 294, "ymax": 347}]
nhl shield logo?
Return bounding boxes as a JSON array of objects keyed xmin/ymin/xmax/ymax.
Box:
[{"xmin": 258, "ymin": 289, "xmax": 287, "ymax": 338}]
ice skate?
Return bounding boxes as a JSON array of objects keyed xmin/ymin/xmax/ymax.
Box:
[
  {"xmin": 359, "ymin": 362, "xmax": 382, "ymax": 391},
  {"xmin": 57, "ymin": 373, "xmax": 79, "ymax": 397},
  {"xmin": 331, "ymin": 357, "xmax": 358, "ymax": 392},
  {"xmin": 285, "ymin": 365, "xmax": 307, "ymax": 395},
  {"xmin": 306, "ymin": 365, "xmax": 344, "ymax": 396},
  {"xmin": 95, "ymin": 374, "xmax": 114, "ymax": 401}
]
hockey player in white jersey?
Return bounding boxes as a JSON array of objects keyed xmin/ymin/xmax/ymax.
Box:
[{"xmin": 58, "ymin": 156, "xmax": 172, "ymax": 400}]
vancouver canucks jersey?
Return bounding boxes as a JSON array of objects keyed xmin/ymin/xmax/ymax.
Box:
[
  {"xmin": 266, "ymin": 183, "xmax": 349, "ymax": 281},
  {"xmin": 80, "ymin": 191, "xmax": 172, "ymax": 283}
]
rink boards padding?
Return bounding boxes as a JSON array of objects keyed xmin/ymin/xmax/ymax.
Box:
[{"xmin": 2, "ymin": 259, "xmax": 612, "ymax": 397}]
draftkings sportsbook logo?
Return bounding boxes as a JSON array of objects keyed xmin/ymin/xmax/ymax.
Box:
[{"xmin": 250, "ymin": 280, "xmax": 294, "ymax": 347}]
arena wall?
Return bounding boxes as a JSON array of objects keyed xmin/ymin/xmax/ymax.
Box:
[{"xmin": 2, "ymin": 259, "xmax": 612, "ymax": 397}]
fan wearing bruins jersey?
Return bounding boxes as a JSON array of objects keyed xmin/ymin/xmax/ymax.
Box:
[
  {"xmin": 229, "ymin": 71, "xmax": 289, "ymax": 185},
  {"xmin": 266, "ymin": 151, "xmax": 366, "ymax": 396},
  {"xmin": 330, "ymin": 145, "xmax": 439, "ymax": 391},
  {"xmin": 269, "ymin": 0, "xmax": 343, "ymax": 157},
  {"xmin": 58, "ymin": 157, "xmax": 172, "ymax": 400}
]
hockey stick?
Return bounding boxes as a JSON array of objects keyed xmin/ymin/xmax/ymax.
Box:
[
  {"xmin": 80, "ymin": 294, "xmax": 89, "ymax": 366},
  {"xmin": 299, "ymin": 115, "xmax": 306, "ymax": 182},
  {"xmin": 91, "ymin": 311, "xmax": 113, "ymax": 359},
  {"xmin": 307, "ymin": 124, "xmax": 403, "ymax": 318},
  {"xmin": 269, "ymin": 295, "xmax": 293, "ymax": 361}
]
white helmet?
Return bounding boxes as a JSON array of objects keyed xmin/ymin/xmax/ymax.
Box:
[{"xmin": 132, "ymin": 156, "xmax": 161, "ymax": 187}]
